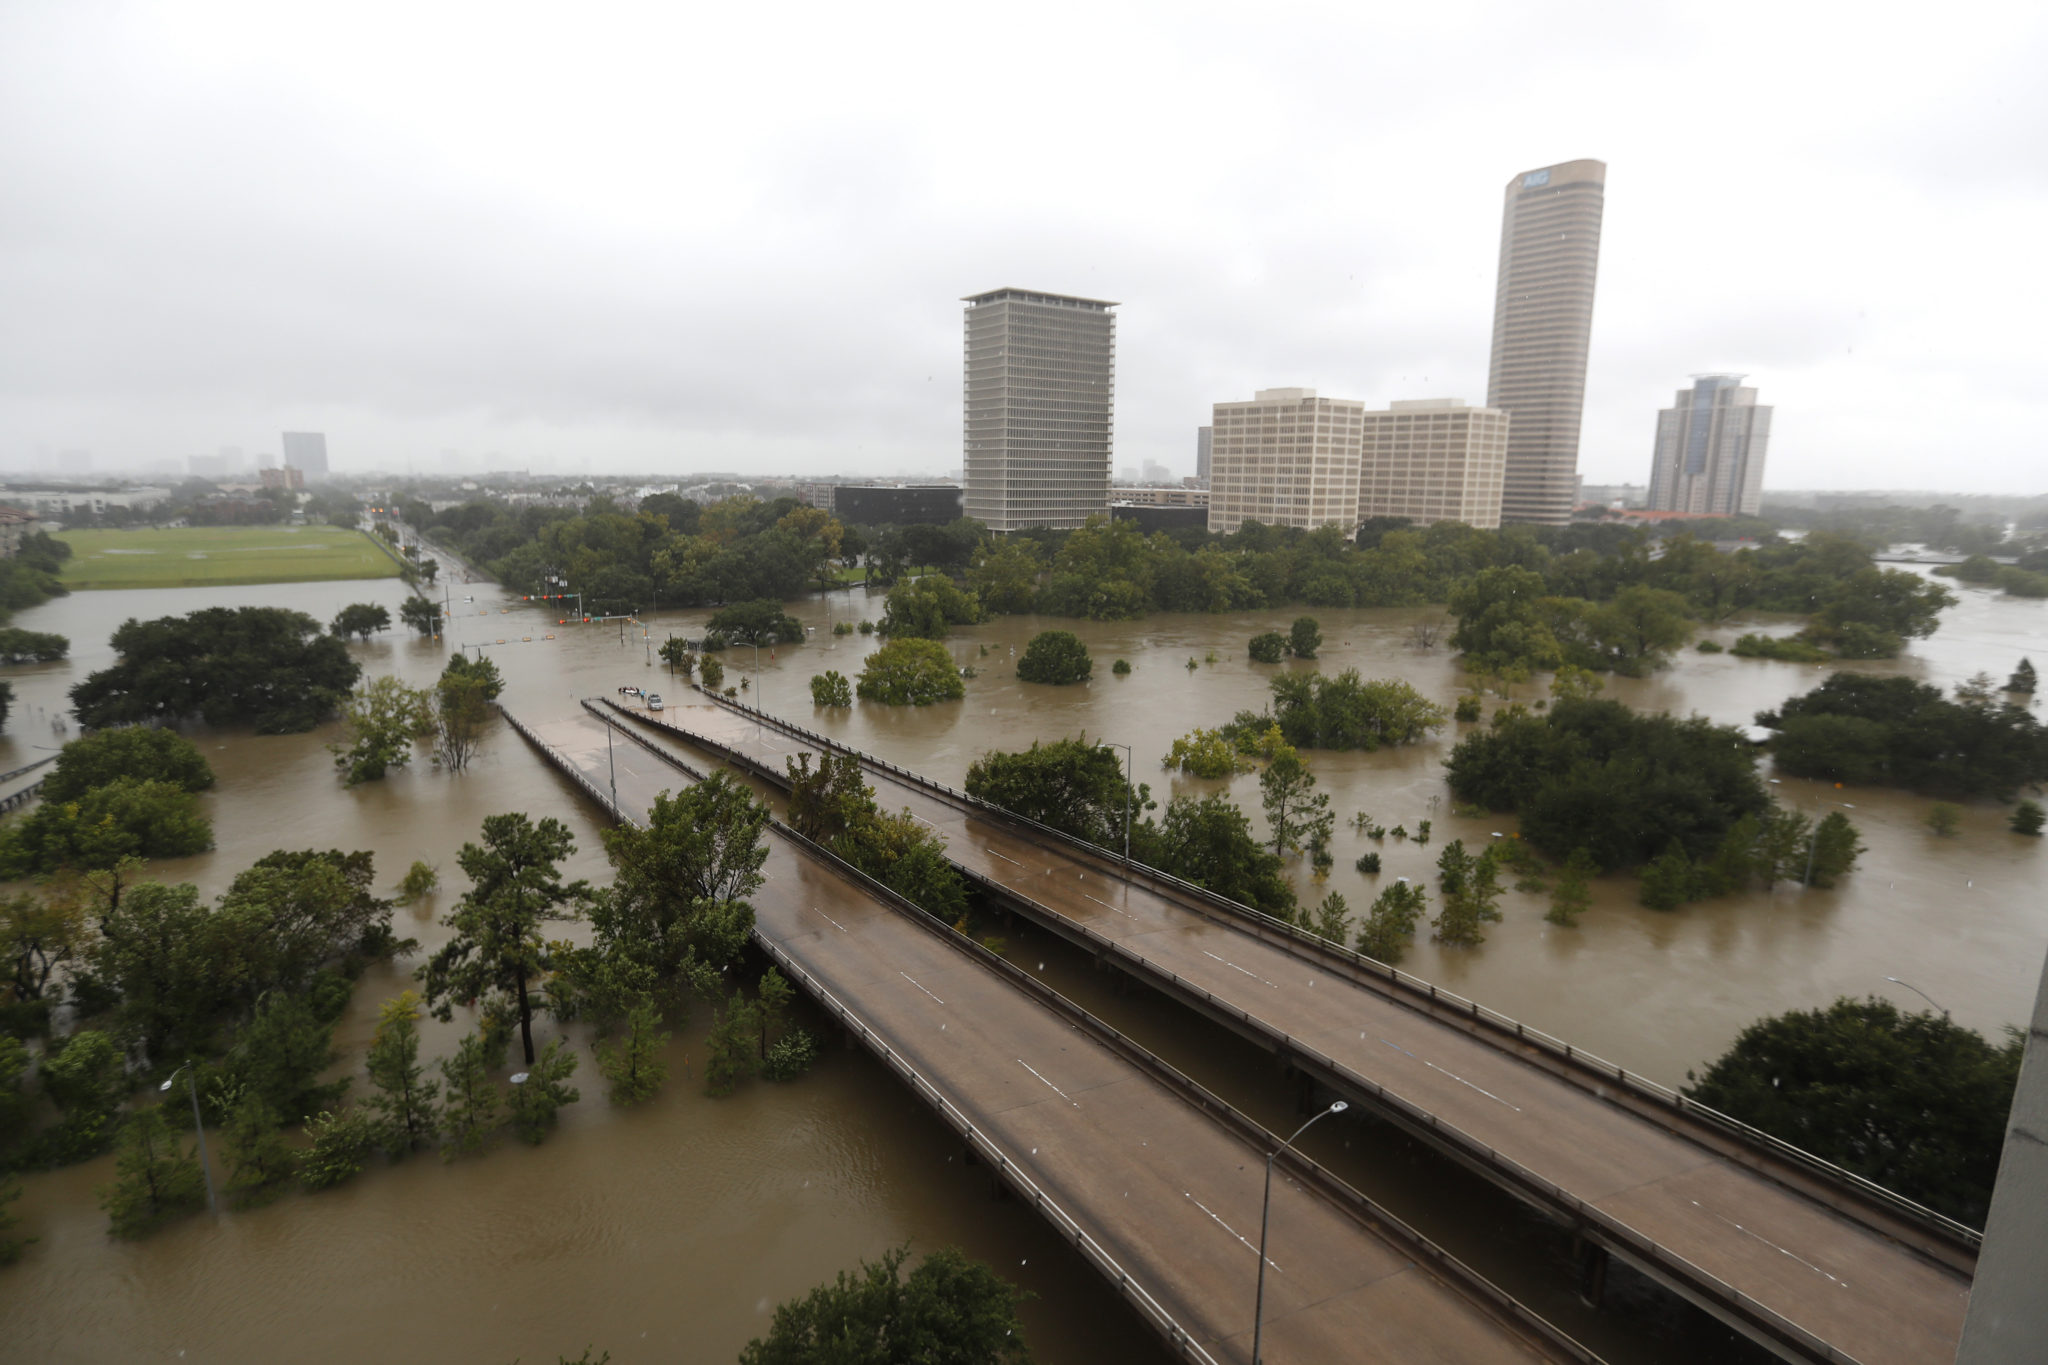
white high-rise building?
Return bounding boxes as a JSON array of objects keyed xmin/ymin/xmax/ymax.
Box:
[
  {"xmin": 281, "ymin": 432, "xmax": 329, "ymax": 481},
  {"xmin": 962, "ymin": 288, "xmax": 1117, "ymax": 531}
]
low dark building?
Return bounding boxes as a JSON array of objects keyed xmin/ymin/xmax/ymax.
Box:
[
  {"xmin": 832, "ymin": 484, "xmax": 963, "ymax": 526},
  {"xmin": 1111, "ymin": 503, "xmax": 1207, "ymax": 534}
]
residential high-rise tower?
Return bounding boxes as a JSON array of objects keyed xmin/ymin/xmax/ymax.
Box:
[
  {"xmin": 962, "ymin": 288, "xmax": 1117, "ymax": 531},
  {"xmin": 1486, "ymin": 159, "xmax": 1605, "ymax": 526},
  {"xmin": 1647, "ymin": 375, "xmax": 1771, "ymax": 517}
]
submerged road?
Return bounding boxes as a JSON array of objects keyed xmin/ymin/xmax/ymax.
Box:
[
  {"xmin": 511, "ymin": 705, "xmax": 1589, "ymax": 1365},
  {"xmin": 630, "ymin": 693, "xmax": 1974, "ymax": 1365}
]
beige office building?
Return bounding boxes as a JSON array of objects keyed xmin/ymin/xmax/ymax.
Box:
[
  {"xmin": 1358, "ymin": 399, "xmax": 1510, "ymax": 528},
  {"xmin": 962, "ymin": 287, "xmax": 1117, "ymax": 532},
  {"xmin": 1487, "ymin": 159, "xmax": 1606, "ymax": 526},
  {"xmin": 1206, "ymin": 388, "xmax": 1365, "ymax": 535}
]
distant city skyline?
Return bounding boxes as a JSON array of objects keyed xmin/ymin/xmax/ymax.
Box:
[{"xmin": 0, "ymin": 4, "xmax": 2040, "ymax": 493}]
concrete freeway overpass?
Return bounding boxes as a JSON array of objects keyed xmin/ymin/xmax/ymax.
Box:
[
  {"xmin": 625, "ymin": 690, "xmax": 1977, "ymax": 1365},
  {"xmin": 504, "ymin": 701, "xmax": 1595, "ymax": 1365}
]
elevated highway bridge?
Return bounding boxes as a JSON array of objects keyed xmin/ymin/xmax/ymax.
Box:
[{"xmin": 618, "ymin": 689, "xmax": 1977, "ymax": 1365}]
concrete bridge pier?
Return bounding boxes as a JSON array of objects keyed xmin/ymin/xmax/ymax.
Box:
[{"xmin": 1574, "ymin": 1237, "xmax": 1609, "ymax": 1309}]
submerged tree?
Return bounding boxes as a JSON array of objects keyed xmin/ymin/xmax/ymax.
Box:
[
  {"xmin": 740, "ymin": 1245, "xmax": 1033, "ymax": 1365},
  {"xmin": 421, "ymin": 814, "xmax": 589, "ymax": 1066},
  {"xmin": 364, "ymin": 991, "xmax": 441, "ymax": 1155}
]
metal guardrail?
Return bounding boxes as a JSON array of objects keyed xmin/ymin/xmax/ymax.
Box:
[
  {"xmin": 620, "ymin": 696, "xmax": 1883, "ymax": 1364},
  {"xmin": 584, "ymin": 699, "xmax": 1601, "ymax": 1365},
  {"xmin": 0, "ymin": 755, "xmax": 58, "ymax": 786},
  {"xmin": 0, "ymin": 779, "xmax": 46, "ymax": 814},
  {"xmin": 683, "ymin": 688, "xmax": 1982, "ymax": 1262}
]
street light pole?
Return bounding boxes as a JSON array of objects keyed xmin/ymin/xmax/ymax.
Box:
[
  {"xmin": 1253, "ymin": 1100, "xmax": 1348, "ymax": 1364},
  {"xmin": 1105, "ymin": 741, "xmax": 1134, "ymax": 867},
  {"xmin": 1886, "ymin": 977, "xmax": 1952, "ymax": 1020},
  {"xmin": 160, "ymin": 1061, "xmax": 218, "ymax": 1215}
]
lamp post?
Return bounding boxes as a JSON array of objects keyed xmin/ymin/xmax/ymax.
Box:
[
  {"xmin": 1885, "ymin": 977, "xmax": 1951, "ymax": 1020},
  {"xmin": 605, "ymin": 717, "xmax": 618, "ymax": 812},
  {"xmin": 1252, "ymin": 1100, "xmax": 1349, "ymax": 1364},
  {"xmin": 1768, "ymin": 780, "xmax": 1854, "ymax": 886},
  {"xmin": 1104, "ymin": 741, "xmax": 1134, "ymax": 867},
  {"xmin": 159, "ymin": 1061, "xmax": 218, "ymax": 1215}
]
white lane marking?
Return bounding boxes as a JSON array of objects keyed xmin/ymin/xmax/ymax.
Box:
[
  {"xmin": 1690, "ymin": 1201, "xmax": 1848, "ymax": 1288},
  {"xmin": 811, "ymin": 906, "xmax": 850, "ymax": 933},
  {"xmin": 985, "ymin": 847, "xmax": 1024, "ymax": 867},
  {"xmin": 1377, "ymin": 1037, "xmax": 1521, "ymax": 1111},
  {"xmin": 1201, "ymin": 949, "xmax": 1279, "ymax": 989},
  {"xmin": 1017, "ymin": 1058, "xmax": 1079, "ymax": 1106},
  {"xmin": 899, "ymin": 972, "xmax": 945, "ymax": 1005},
  {"xmin": 1187, "ymin": 1192, "xmax": 1280, "ymax": 1270},
  {"xmin": 1082, "ymin": 893, "xmax": 1133, "ymax": 918}
]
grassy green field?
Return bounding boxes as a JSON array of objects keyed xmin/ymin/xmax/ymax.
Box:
[{"xmin": 56, "ymin": 526, "xmax": 404, "ymax": 589}]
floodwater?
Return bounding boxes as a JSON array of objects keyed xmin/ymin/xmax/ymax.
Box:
[{"xmin": 0, "ymin": 568, "xmax": 2040, "ymax": 1363}]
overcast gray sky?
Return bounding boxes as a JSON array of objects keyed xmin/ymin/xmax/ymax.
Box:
[{"xmin": 3, "ymin": 0, "xmax": 2042, "ymax": 491}]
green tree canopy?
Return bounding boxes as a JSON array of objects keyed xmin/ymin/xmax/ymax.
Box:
[
  {"xmin": 965, "ymin": 737, "xmax": 1146, "ymax": 850},
  {"xmin": 704, "ymin": 599, "xmax": 807, "ymax": 649},
  {"xmin": 1684, "ymin": 998, "xmax": 2021, "ymax": 1227},
  {"xmin": 1014, "ymin": 630, "xmax": 1091, "ymax": 685},
  {"xmin": 71, "ymin": 606, "xmax": 362, "ymax": 733},
  {"xmin": 1445, "ymin": 698, "xmax": 1772, "ymax": 870},
  {"xmin": 421, "ymin": 814, "xmax": 589, "ymax": 1065},
  {"xmin": 1152, "ymin": 793, "xmax": 1295, "ymax": 918},
  {"xmin": 41, "ymin": 726, "xmax": 215, "ymax": 803},
  {"xmin": 740, "ymin": 1245, "xmax": 1032, "ymax": 1365},
  {"xmin": 0, "ymin": 628, "xmax": 69, "ymax": 664},
  {"xmin": 591, "ymin": 774, "xmax": 769, "ymax": 985},
  {"xmin": 878, "ymin": 576, "xmax": 984, "ymax": 639},
  {"xmin": 856, "ymin": 638, "xmax": 965, "ymax": 706},
  {"xmin": 330, "ymin": 603, "xmax": 392, "ymax": 640},
  {"xmin": 1760, "ymin": 673, "xmax": 2048, "ymax": 799},
  {"xmin": 330, "ymin": 676, "xmax": 435, "ymax": 785},
  {"xmin": 1261, "ymin": 670, "xmax": 1447, "ymax": 751},
  {"xmin": 0, "ymin": 777, "xmax": 213, "ymax": 877}
]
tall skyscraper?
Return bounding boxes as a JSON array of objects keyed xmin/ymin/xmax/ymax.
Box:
[
  {"xmin": 1358, "ymin": 399, "xmax": 1510, "ymax": 529},
  {"xmin": 281, "ymin": 431, "xmax": 330, "ymax": 481},
  {"xmin": 1206, "ymin": 388, "xmax": 1365, "ymax": 535},
  {"xmin": 1647, "ymin": 375, "xmax": 1771, "ymax": 517},
  {"xmin": 962, "ymin": 288, "xmax": 1116, "ymax": 532},
  {"xmin": 1486, "ymin": 159, "xmax": 1605, "ymax": 526},
  {"xmin": 1196, "ymin": 425, "xmax": 1213, "ymax": 485}
]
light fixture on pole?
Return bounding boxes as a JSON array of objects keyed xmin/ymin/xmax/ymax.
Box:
[
  {"xmin": 1885, "ymin": 977, "xmax": 1951, "ymax": 1020},
  {"xmin": 1252, "ymin": 1100, "xmax": 1349, "ymax": 1364},
  {"xmin": 1104, "ymin": 741, "xmax": 1135, "ymax": 867},
  {"xmin": 160, "ymin": 1061, "xmax": 219, "ymax": 1215}
]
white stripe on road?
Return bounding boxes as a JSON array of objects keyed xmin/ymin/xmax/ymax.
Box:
[{"xmin": 1018, "ymin": 1058, "xmax": 1079, "ymax": 1106}]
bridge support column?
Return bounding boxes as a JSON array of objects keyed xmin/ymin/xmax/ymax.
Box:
[{"xmin": 1575, "ymin": 1239, "xmax": 1609, "ymax": 1309}]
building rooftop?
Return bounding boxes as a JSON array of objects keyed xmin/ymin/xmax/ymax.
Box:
[{"xmin": 962, "ymin": 287, "xmax": 1119, "ymax": 309}]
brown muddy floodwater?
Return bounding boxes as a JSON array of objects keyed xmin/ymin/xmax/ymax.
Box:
[{"xmin": 0, "ymin": 569, "xmax": 2041, "ymax": 1364}]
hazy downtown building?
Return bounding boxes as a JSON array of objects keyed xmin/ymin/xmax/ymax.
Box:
[
  {"xmin": 1196, "ymin": 425, "xmax": 1212, "ymax": 485},
  {"xmin": 1206, "ymin": 388, "xmax": 1365, "ymax": 535},
  {"xmin": 281, "ymin": 432, "xmax": 329, "ymax": 480},
  {"xmin": 1647, "ymin": 375, "xmax": 1771, "ymax": 517},
  {"xmin": 1358, "ymin": 399, "xmax": 1510, "ymax": 529},
  {"xmin": 1487, "ymin": 159, "xmax": 1606, "ymax": 527},
  {"xmin": 962, "ymin": 288, "xmax": 1116, "ymax": 532}
]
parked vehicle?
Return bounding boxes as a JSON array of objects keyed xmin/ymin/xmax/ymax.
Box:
[{"xmin": 647, "ymin": 693, "xmax": 663, "ymax": 711}]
